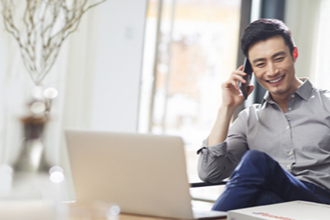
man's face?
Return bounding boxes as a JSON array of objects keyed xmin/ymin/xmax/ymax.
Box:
[{"xmin": 248, "ymin": 35, "xmax": 300, "ymax": 100}]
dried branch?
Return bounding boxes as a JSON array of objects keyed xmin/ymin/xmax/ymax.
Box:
[{"xmin": 0, "ymin": 0, "xmax": 107, "ymax": 85}]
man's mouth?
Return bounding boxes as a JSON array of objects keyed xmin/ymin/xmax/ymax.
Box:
[{"xmin": 267, "ymin": 75, "xmax": 284, "ymax": 84}]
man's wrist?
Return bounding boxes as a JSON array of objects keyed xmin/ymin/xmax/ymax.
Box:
[{"xmin": 218, "ymin": 104, "xmax": 236, "ymax": 117}]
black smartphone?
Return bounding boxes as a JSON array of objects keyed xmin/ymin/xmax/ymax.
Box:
[{"xmin": 238, "ymin": 58, "xmax": 253, "ymax": 100}]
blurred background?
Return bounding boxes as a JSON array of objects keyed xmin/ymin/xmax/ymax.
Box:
[{"xmin": 0, "ymin": 0, "xmax": 329, "ymax": 202}]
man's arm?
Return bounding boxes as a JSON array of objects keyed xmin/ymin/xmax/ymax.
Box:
[
  {"xmin": 208, "ymin": 105, "xmax": 236, "ymax": 146},
  {"xmin": 197, "ymin": 65, "xmax": 254, "ymax": 183},
  {"xmin": 208, "ymin": 65, "xmax": 254, "ymax": 146},
  {"xmin": 198, "ymin": 113, "xmax": 250, "ymax": 183}
]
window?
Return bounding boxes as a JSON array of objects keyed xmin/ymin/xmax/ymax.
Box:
[{"xmin": 140, "ymin": 0, "xmax": 241, "ymax": 201}]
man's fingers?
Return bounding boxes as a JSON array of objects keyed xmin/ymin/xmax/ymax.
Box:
[{"xmin": 231, "ymin": 72, "xmax": 247, "ymax": 84}]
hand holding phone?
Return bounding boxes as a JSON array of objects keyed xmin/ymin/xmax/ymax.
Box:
[{"xmin": 238, "ymin": 58, "xmax": 253, "ymax": 100}]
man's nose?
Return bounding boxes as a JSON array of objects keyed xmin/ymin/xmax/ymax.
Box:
[{"xmin": 266, "ymin": 62, "xmax": 279, "ymax": 77}]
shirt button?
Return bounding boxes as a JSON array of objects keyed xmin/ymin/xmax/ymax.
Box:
[
  {"xmin": 286, "ymin": 126, "xmax": 290, "ymax": 130},
  {"xmin": 286, "ymin": 164, "xmax": 291, "ymax": 169},
  {"xmin": 291, "ymin": 95, "xmax": 295, "ymax": 98},
  {"xmin": 288, "ymin": 107, "xmax": 292, "ymax": 111},
  {"xmin": 288, "ymin": 150, "xmax": 293, "ymax": 155}
]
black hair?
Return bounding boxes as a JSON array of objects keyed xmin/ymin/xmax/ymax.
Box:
[{"xmin": 241, "ymin": 18, "xmax": 295, "ymax": 57}]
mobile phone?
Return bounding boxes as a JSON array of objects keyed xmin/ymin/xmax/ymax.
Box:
[{"xmin": 238, "ymin": 58, "xmax": 253, "ymax": 100}]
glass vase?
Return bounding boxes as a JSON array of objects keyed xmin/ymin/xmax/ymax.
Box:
[{"xmin": 9, "ymin": 115, "xmax": 53, "ymax": 200}]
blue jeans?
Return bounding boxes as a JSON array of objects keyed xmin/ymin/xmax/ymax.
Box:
[{"xmin": 212, "ymin": 150, "xmax": 330, "ymax": 211}]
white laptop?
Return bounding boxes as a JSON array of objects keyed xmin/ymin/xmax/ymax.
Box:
[{"xmin": 65, "ymin": 129, "xmax": 227, "ymax": 219}]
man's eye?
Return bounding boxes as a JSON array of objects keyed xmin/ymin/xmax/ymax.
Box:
[
  {"xmin": 275, "ymin": 57, "xmax": 284, "ymax": 62},
  {"xmin": 256, "ymin": 63, "xmax": 265, "ymax": 67}
]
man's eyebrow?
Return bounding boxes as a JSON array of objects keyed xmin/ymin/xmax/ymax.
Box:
[
  {"xmin": 251, "ymin": 51, "xmax": 287, "ymax": 64},
  {"xmin": 272, "ymin": 51, "xmax": 286, "ymax": 58},
  {"xmin": 252, "ymin": 58, "xmax": 265, "ymax": 64}
]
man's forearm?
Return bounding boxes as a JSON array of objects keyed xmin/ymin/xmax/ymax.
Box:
[{"xmin": 207, "ymin": 105, "xmax": 236, "ymax": 146}]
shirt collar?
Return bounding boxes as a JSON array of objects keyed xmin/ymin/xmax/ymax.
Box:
[{"xmin": 262, "ymin": 78, "xmax": 313, "ymax": 104}]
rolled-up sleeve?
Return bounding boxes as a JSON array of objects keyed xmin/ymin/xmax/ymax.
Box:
[{"xmin": 197, "ymin": 111, "xmax": 249, "ymax": 183}]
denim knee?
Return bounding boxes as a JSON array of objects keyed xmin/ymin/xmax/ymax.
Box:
[
  {"xmin": 232, "ymin": 150, "xmax": 276, "ymax": 179},
  {"xmin": 241, "ymin": 150, "xmax": 268, "ymax": 165}
]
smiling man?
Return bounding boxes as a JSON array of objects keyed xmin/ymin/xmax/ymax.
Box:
[
  {"xmin": 249, "ymin": 34, "xmax": 301, "ymax": 112},
  {"xmin": 197, "ymin": 19, "xmax": 330, "ymax": 211}
]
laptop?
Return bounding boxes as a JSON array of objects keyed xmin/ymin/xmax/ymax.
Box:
[{"xmin": 65, "ymin": 129, "xmax": 227, "ymax": 219}]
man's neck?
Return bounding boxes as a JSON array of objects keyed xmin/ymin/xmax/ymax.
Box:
[
  {"xmin": 271, "ymin": 94, "xmax": 289, "ymax": 113},
  {"xmin": 270, "ymin": 77, "xmax": 304, "ymax": 113}
]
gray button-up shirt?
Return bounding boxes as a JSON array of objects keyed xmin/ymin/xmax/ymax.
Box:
[{"xmin": 198, "ymin": 79, "xmax": 330, "ymax": 191}]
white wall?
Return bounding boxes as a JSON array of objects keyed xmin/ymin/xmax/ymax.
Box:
[
  {"xmin": 90, "ymin": 1, "xmax": 147, "ymax": 132},
  {"xmin": 285, "ymin": 0, "xmax": 322, "ymax": 79},
  {"xmin": 60, "ymin": 0, "xmax": 148, "ymax": 132}
]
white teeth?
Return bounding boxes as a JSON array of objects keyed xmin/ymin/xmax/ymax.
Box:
[{"xmin": 269, "ymin": 76, "xmax": 283, "ymax": 83}]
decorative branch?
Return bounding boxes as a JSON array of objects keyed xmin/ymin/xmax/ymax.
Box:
[{"xmin": 0, "ymin": 0, "xmax": 107, "ymax": 85}]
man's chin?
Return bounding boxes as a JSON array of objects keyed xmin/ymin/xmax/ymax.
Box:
[{"xmin": 269, "ymin": 88, "xmax": 289, "ymax": 96}]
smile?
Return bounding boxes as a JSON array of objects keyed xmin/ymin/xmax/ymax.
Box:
[{"xmin": 267, "ymin": 75, "xmax": 284, "ymax": 83}]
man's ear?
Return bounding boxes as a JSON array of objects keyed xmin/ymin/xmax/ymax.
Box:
[{"xmin": 293, "ymin": 47, "xmax": 298, "ymax": 62}]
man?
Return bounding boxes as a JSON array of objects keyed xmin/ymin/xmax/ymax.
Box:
[{"xmin": 197, "ymin": 18, "xmax": 330, "ymax": 211}]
